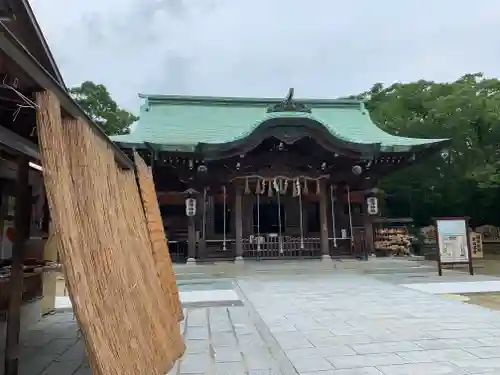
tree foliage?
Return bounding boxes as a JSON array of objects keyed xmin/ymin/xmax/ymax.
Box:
[
  {"xmin": 69, "ymin": 81, "xmax": 138, "ymax": 136},
  {"xmin": 354, "ymin": 73, "xmax": 500, "ymax": 226}
]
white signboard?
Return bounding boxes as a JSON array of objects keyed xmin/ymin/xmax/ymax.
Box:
[{"xmin": 436, "ymin": 219, "xmax": 469, "ymax": 263}]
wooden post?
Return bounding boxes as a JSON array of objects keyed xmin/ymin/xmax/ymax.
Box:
[
  {"xmin": 4, "ymin": 155, "xmax": 30, "ymax": 375},
  {"xmin": 234, "ymin": 187, "xmax": 243, "ymax": 261},
  {"xmin": 242, "ymin": 195, "xmax": 253, "ymax": 237},
  {"xmin": 206, "ymin": 193, "xmax": 214, "ymax": 240},
  {"xmin": 187, "ymin": 215, "xmax": 196, "ymax": 263},
  {"xmin": 362, "ymin": 216, "xmax": 373, "ymax": 260},
  {"xmin": 196, "ymin": 191, "xmax": 206, "ymax": 259},
  {"xmin": 362, "ymin": 191, "xmax": 376, "ymax": 260},
  {"xmin": 335, "ymin": 183, "xmax": 348, "ymax": 238},
  {"xmin": 319, "ymin": 181, "xmax": 330, "ymax": 259}
]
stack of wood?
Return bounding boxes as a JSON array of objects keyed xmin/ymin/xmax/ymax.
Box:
[{"xmin": 374, "ymin": 228, "xmax": 411, "ymax": 256}]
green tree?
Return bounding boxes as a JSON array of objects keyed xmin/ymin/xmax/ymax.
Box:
[
  {"xmin": 69, "ymin": 81, "xmax": 138, "ymax": 136},
  {"xmin": 353, "ymin": 74, "xmax": 500, "ymax": 226}
]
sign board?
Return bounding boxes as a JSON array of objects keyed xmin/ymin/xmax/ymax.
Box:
[
  {"xmin": 435, "ymin": 217, "xmax": 473, "ymax": 276},
  {"xmin": 366, "ymin": 197, "xmax": 379, "ymax": 215},
  {"xmin": 470, "ymin": 232, "xmax": 483, "ymax": 259},
  {"xmin": 185, "ymin": 198, "xmax": 196, "ymax": 217}
]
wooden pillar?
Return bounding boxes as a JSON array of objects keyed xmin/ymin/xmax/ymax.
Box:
[
  {"xmin": 4, "ymin": 155, "xmax": 30, "ymax": 375},
  {"xmin": 234, "ymin": 187, "xmax": 243, "ymax": 261},
  {"xmin": 363, "ymin": 190, "xmax": 377, "ymax": 259},
  {"xmin": 187, "ymin": 215, "xmax": 196, "ymax": 263},
  {"xmin": 319, "ymin": 180, "xmax": 330, "ymax": 259},
  {"xmin": 196, "ymin": 191, "xmax": 206, "ymax": 259},
  {"xmin": 186, "ymin": 192, "xmax": 197, "ymax": 263},
  {"xmin": 335, "ymin": 183, "xmax": 348, "ymax": 238},
  {"xmin": 206, "ymin": 193, "xmax": 214, "ymax": 239},
  {"xmin": 242, "ymin": 195, "xmax": 253, "ymax": 237}
]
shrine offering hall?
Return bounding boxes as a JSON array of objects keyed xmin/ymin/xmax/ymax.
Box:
[{"xmin": 112, "ymin": 90, "xmax": 448, "ymax": 262}]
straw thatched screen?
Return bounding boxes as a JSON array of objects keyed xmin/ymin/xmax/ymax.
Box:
[
  {"xmin": 36, "ymin": 91, "xmax": 184, "ymax": 375},
  {"xmin": 134, "ymin": 152, "xmax": 183, "ymax": 321}
]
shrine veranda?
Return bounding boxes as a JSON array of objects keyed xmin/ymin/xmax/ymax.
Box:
[{"xmin": 112, "ymin": 90, "xmax": 449, "ymax": 262}]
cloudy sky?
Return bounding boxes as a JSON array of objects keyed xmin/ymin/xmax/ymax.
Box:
[{"xmin": 31, "ymin": 0, "xmax": 500, "ymax": 113}]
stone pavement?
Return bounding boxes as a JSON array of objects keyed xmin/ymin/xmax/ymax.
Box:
[
  {"xmin": 16, "ymin": 306, "xmax": 283, "ymax": 375},
  {"xmin": 15, "ymin": 312, "xmax": 89, "ymax": 375},
  {"xmin": 169, "ymin": 306, "xmax": 283, "ymax": 375},
  {"xmin": 238, "ymin": 273, "xmax": 500, "ymax": 374},
  {"xmin": 14, "ymin": 259, "xmax": 500, "ymax": 374}
]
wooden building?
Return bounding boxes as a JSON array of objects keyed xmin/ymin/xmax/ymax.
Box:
[{"xmin": 112, "ymin": 89, "xmax": 449, "ymax": 262}]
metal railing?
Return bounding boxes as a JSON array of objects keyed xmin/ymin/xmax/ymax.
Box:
[
  {"xmin": 242, "ymin": 236, "xmax": 323, "ymax": 259},
  {"xmin": 204, "ymin": 239, "xmax": 236, "ymax": 259}
]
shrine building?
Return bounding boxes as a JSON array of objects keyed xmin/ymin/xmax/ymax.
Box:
[{"xmin": 111, "ymin": 89, "xmax": 449, "ymax": 262}]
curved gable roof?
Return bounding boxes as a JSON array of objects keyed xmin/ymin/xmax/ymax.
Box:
[{"xmin": 112, "ymin": 94, "xmax": 448, "ymax": 154}]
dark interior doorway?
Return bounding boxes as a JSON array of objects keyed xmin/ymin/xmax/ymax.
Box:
[
  {"xmin": 307, "ymin": 202, "xmax": 320, "ymax": 232},
  {"xmin": 253, "ymin": 203, "xmax": 285, "ymax": 234},
  {"xmin": 214, "ymin": 204, "xmax": 231, "ymax": 234}
]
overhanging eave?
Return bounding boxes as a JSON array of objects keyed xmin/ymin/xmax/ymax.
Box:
[{"xmin": 0, "ymin": 24, "xmax": 133, "ymax": 170}]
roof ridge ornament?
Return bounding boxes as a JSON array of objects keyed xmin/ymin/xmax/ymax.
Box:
[{"xmin": 266, "ymin": 88, "xmax": 312, "ymax": 114}]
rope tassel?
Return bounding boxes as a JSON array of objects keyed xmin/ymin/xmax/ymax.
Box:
[{"xmin": 244, "ymin": 177, "xmax": 250, "ymax": 195}]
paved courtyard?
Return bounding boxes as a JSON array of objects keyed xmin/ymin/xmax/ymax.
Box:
[
  {"xmin": 239, "ymin": 274, "xmax": 500, "ymax": 374},
  {"xmin": 13, "ymin": 259, "xmax": 500, "ymax": 374}
]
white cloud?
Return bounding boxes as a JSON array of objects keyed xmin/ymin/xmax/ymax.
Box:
[{"xmin": 30, "ymin": 0, "xmax": 500, "ymax": 112}]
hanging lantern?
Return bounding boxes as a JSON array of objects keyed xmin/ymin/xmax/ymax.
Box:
[
  {"xmin": 296, "ymin": 178, "xmax": 301, "ymax": 195},
  {"xmin": 303, "ymin": 178, "xmax": 309, "ymax": 195},
  {"xmin": 316, "ymin": 179, "xmax": 320, "ymax": 195},
  {"xmin": 244, "ymin": 177, "xmax": 250, "ymax": 195},
  {"xmin": 352, "ymin": 165, "xmax": 363, "ymax": 176},
  {"xmin": 367, "ymin": 196, "xmax": 379, "ymax": 215},
  {"xmin": 283, "ymin": 179, "xmax": 289, "ymax": 195}
]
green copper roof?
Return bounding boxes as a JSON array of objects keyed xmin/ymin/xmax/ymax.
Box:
[{"xmin": 111, "ymin": 94, "xmax": 448, "ymax": 153}]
